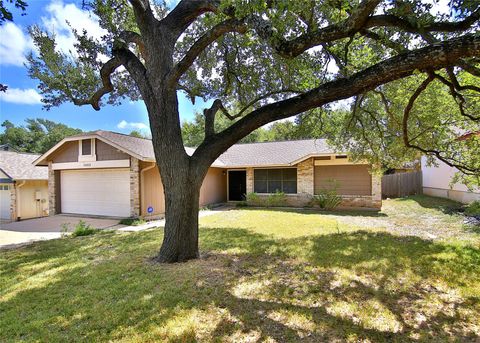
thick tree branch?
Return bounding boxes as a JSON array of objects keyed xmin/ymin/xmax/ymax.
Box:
[
  {"xmin": 162, "ymin": 0, "xmax": 220, "ymax": 37},
  {"xmin": 254, "ymin": 6, "xmax": 479, "ymax": 58},
  {"xmin": 118, "ymin": 30, "xmax": 147, "ymax": 60},
  {"xmin": 127, "ymin": 0, "xmax": 157, "ymax": 33},
  {"xmin": 169, "ymin": 18, "xmax": 247, "ymax": 85},
  {"xmin": 193, "ymin": 34, "xmax": 480, "ymax": 164},
  {"xmin": 72, "ymin": 57, "xmax": 123, "ymax": 111}
]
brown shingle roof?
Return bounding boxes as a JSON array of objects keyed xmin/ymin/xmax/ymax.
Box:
[
  {"xmin": 0, "ymin": 151, "xmax": 48, "ymax": 180},
  {"xmin": 40, "ymin": 130, "xmax": 339, "ymax": 168},
  {"xmin": 217, "ymin": 139, "xmax": 335, "ymax": 167}
]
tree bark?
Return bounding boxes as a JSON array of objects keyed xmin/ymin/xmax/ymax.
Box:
[{"xmin": 155, "ymin": 166, "xmax": 202, "ymax": 263}]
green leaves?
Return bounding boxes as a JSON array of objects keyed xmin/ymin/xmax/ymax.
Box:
[{"xmin": 0, "ymin": 118, "xmax": 82, "ymax": 153}]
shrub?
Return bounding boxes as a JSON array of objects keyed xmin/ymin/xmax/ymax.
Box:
[
  {"xmin": 120, "ymin": 217, "xmax": 146, "ymax": 226},
  {"xmin": 266, "ymin": 190, "xmax": 287, "ymax": 207},
  {"xmin": 246, "ymin": 192, "xmax": 264, "ymax": 206},
  {"xmin": 71, "ymin": 220, "xmax": 98, "ymax": 237},
  {"xmin": 236, "ymin": 201, "xmax": 248, "ymax": 207},
  {"xmin": 465, "ymin": 201, "xmax": 480, "ymax": 216},
  {"xmin": 312, "ymin": 180, "xmax": 342, "ymax": 210}
]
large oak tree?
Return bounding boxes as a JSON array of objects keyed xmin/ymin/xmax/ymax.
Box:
[{"xmin": 27, "ymin": 0, "xmax": 479, "ymax": 262}]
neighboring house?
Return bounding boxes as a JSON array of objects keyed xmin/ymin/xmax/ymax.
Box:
[
  {"xmin": 421, "ymin": 131, "xmax": 479, "ymax": 204},
  {"xmin": 33, "ymin": 130, "xmax": 382, "ymax": 218},
  {"xmin": 422, "ymin": 157, "xmax": 479, "ymax": 204},
  {"xmin": 0, "ymin": 151, "xmax": 49, "ymax": 221}
]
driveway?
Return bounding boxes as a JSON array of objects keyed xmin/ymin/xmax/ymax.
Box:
[{"xmin": 0, "ymin": 215, "xmax": 120, "ymax": 248}]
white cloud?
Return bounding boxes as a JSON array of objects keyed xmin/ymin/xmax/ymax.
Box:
[
  {"xmin": 41, "ymin": 0, "xmax": 107, "ymax": 56},
  {"xmin": 0, "ymin": 87, "xmax": 42, "ymax": 104},
  {"xmin": 0, "ymin": 22, "xmax": 34, "ymax": 66},
  {"xmin": 117, "ymin": 120, "xmax": 149, "ymax": 130}
]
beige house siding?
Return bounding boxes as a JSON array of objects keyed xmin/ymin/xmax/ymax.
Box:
[
  {"xmin": 200, "ymin": 168, "xmax": 227, "ymax": 206},
  {"xmin": 140, "ymin": 162, "xmax": 165, "ymax": 216},
  {"xmin": 96, "ymin": 139, "xmax": 130, "ymax": 161},
  {"xmin": 140, "ymin": 165, "xmax": 227, "ymax": 217},
  {"xmin": 49, "ymin": 141, "xmax": 78, "ymax": 163},
  {"xmin": 16, "ymin": 180, "xmax": 49, "ymax": 219}
]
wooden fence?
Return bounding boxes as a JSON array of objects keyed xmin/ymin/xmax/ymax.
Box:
[{"xmin": 382, "ymin": 171, "xmax": 423, "ymax": 198}]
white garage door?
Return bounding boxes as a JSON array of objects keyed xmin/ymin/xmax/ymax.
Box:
[
  {"xmin": 61, "ymin": 169, "xmax": 130, "ymax": 217},
  {"xmin": 0, "ymin": 184, "xmax": 11, "ymax": 219}
]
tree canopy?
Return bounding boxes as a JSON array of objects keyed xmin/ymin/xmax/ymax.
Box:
[
  {"xmin": 24, "ymin": 0, "xmax": 480, "ymax": 262},
  {"xmin": 0, "ymin": 118, "xmax": 82, "ymax": 154}
]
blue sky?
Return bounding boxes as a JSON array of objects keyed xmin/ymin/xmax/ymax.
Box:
[{"xmin": 0, "ymin": 0, "xmax": 209, "ymax": 135}]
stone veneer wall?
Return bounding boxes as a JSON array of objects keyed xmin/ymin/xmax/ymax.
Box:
[
  {"xmin": 10, "ymin": 184, "xmax": 16, "ymax": 220},
  {"xmin": 246, "ymin": 168, "xmax": 254, "ymax": 194},
  {"xmin": 130, "ymin": 157, "xmax": 140, "ymax": 217},
  {"xmin": 48, "ymin": 162, "xmax": 57, "ymax": 215}
]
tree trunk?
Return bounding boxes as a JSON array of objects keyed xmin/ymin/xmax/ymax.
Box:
[{"xmin": 154, "ymin": 165, "xmax": 204, "ymax": 263}]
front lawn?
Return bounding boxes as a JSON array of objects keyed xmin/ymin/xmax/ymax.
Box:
[{"xmin": 1, "ymin": 196, "xmax": 479, "ymax": 342}]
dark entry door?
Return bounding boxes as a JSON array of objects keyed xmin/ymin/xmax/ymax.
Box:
[{"xmin": 228, "ymin": 170, "xmax": 246, "ymax": 201}]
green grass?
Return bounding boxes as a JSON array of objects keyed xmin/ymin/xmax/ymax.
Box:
[{"xmin": 1, "ymin": 196, "xmax": 479, "ymax": 342}]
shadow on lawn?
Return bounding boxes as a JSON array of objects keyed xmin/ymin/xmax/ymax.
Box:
[
  {"xmin": 394, "ymin": 195, "xmax": 464, "ymax": 214},
  {"xmin": 1, "ymin": 227, "xmax": 479, "ymax": 342}
]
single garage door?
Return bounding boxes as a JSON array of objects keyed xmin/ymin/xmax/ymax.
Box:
[
  {"xmin": 0, "ymin": 184, "xmax": 11, "ymax": 219},
  {"xmin": 61, "ymin": 169, "xmax": 130, "ymax": 217}
]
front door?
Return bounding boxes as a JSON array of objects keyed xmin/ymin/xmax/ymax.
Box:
[{"xmin": 228, "ymin": 170, "xmax": 246, "ymax": 201}]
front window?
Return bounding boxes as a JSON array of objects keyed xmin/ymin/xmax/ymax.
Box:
[
  {"xmin": 82, "ymin": 139, "xmax": 91, "ymax": 155},
  {"xmin": 254, "ymin": 168, "xmax": 297, "ymax": 194}
]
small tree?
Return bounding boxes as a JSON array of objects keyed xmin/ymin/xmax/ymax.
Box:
[{"xmin": 26, "ymin": 0, "xmax": 480, "ymax": 262}]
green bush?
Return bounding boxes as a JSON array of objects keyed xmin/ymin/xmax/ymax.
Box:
[
  {"xmin": 266, "ymin": 190, "xmax": 287, "ymax": 207},
  {"xmin": 246, "ymin": 192, "xmax": 264, "ymax": 206},
  {"xmin": 71, "ymin": 220, "xmax": 98, "ymax": 237},
  {"xmin": 120, "ymin": 217, "xmax": 146, "ymax": 226},
  {"xmin": 465, "ymin": 201, "xmax": 480, "ymax": 216},
  {"xmin": 312, "ymin": 180, "xmax": 342, "ymax": 210},
  {"xmin": 236, "ymin": 201, "xmax": 248, "ymax": 207}
]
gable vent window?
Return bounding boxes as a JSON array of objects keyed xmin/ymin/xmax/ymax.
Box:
[
  {"xmin": 82, "ymin": 139, "xmax": 92, "ymax": 155},
  {"xmin": 254, "ymin": 168, "xmax": 297, "ymax": 194}
]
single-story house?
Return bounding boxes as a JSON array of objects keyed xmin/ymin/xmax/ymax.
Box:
[
  {"xmin": 0, "ymin": 151, "xmax": 49, "ymax": 221},
  {"xmin": 33, "ymin": 130, "xmax": 382, "ymax": 218}
]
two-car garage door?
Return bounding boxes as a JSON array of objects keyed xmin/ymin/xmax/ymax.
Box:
[{"xmin": 61, "ymin": 169, "xmax": 130, "ymax": 217}]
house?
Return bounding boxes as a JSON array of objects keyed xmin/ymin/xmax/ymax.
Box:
[
  {"xmin": 33, "ymin": 130, "xmax": 382, "ymax": 218},
  {"xmin": 421, "ymin": 131, "xmax": 480, "ymax": 204},
  {"xmin": 0, "ymin": 151, "xmax": 49, "ymax": 221}
]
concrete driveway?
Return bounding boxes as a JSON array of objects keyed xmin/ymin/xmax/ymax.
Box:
[{"xmin": 0, "ymin": 215, "xmax": 120, "ymax": 248}]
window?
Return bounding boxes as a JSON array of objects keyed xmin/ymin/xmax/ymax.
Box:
[
  {"xmin": 82, "ymin": 139, "xmax": 91, "ymax": 155},
  {"xmin": 254, "ymin": 168, "xmax": 297, "ymax": 194},
  {"xmin": 0, "ymin": 185, "xmax": 9, "ymax": 190}
]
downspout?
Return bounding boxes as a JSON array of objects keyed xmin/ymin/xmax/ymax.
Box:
[
  {"xmin": 140, "ymin": 163, "xmax": 156, "ymax": 216},
  {"xmin": 16, "ymin": 180, "xmax": 26, "ymax": 220}
]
